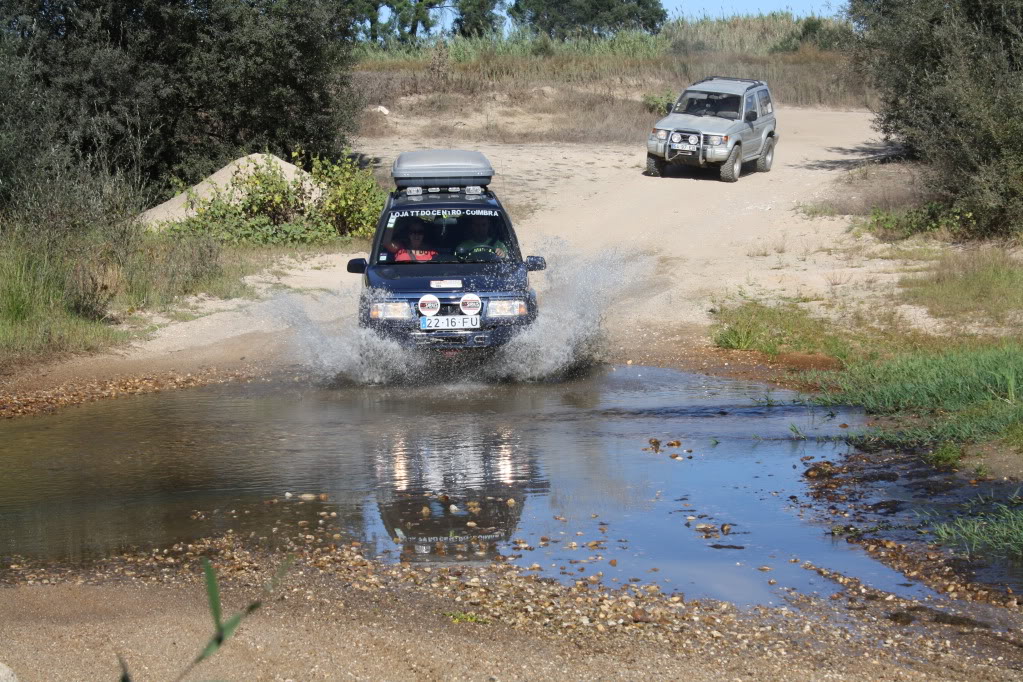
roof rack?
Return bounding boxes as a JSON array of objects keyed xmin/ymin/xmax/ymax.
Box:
[
  {"xmin": 391, "ymin": 149, "xmax": 494, "ymax": 189},
  {"xmin": 693, "ymin": 76, "xmax": 767, "ymax": 91}
]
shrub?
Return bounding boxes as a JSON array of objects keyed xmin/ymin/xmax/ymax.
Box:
[
  {"xmin": 1, "ymin": 0, "xmax": 359, "ymax": 195},
  {"xmin": 169, "ymin": 154, "xmax": 385, "ymax": 245},
  {"xmin": 770, "ymin": 16, "xmax": 855, "ymax": 53},
  {"xmin": 864, "ymin": 203, "xmax": 976, "ymax": 241},
  {"xmin": 642, "ymin": 91, "xmax": 676, "ymax": 114},
  {"xmin": 850, "ymin": 0, "xmax": 1023, "ymax": 237}
]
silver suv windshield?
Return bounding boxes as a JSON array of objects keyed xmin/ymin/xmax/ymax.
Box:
[
  {"xmin": 672, "ymin": 90, "xmax": 741, "ymax": 120},
  {"xmin": 376, "ymin": 210, "xmax": 517, "ymax": 265}
]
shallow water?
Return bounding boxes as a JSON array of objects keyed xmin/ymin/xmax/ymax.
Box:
[{"xmin": 0, "ymin": 365, "xmax": 937, "ymax": 604}]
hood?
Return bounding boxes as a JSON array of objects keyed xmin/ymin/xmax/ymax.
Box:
[
  {"xmin": 366, "ymin": 262, "xmax": 528, "ymax": 294},
  {"xmin": 653, "ymin": 113, "xmax": 739, "ymax": 134}
]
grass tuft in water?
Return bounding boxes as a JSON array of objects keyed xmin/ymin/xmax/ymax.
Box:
[{"xmin": 932, "ymin": 504, "xmax": 1023, "ymax": 559}]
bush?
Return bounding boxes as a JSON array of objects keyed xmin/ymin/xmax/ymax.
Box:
[
  {"xmin": 864, "ymin": 203, "xmax": 976, "ymax": 241},
  {"xmin": 770, "ymin": 16, "xmax": 855, "ymax": 53},
  {"xmin": 169, "ymin": 154, "xmax": 385, "ymax": 245},
  {"xmin": 850, "ymin": 0, "xmax": 1023, "ymax": 237},
  {"xmin": 1, "ymin": 0, "xmax": 359, "ymax": 195},
  {"xmin": 641, "ymin": 91, "xmax": 676, "ymax": 114}
]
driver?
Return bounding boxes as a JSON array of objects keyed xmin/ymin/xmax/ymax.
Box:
[{"xmin": 457, "ymin": 216, "xmax": 507, "ymax": 260}]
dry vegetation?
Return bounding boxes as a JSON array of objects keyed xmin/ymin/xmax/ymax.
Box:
[{"xmin": 354, "ymin": 15, "xmax": 867, "ymax": 146}]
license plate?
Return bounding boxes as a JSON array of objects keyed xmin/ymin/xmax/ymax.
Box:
[
  {"xmin": 420, "ymin": 315, "xmax": 480, "ymax": 330},
  {"xmin": 670, "ymin": 143, "xmax": 697, "ymax": 151}
]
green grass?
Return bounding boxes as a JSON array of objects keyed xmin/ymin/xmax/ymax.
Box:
[
  {"xmin": 812, "ymin": 343, "xmax": 1023, "ymax": 445},
  {"xmin": 0, "ymin": 230, "xmax": 357, "ymax": 369},
  {"xmin": 712, "ymin": 301, "xmax": 854, "ymax": 360},
  {"xmin": 900, "ymin": 249, "xmax": 1023, "ymax": 326},
  {"xmin": 932, "ymin": 503, "xmax": 1023, "ymax": 559},
  {"xmin": 444, "ymin": 611, "xmax": 490, "ymax": 624}
]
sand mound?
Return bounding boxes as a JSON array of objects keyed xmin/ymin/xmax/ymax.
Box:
[{"xmin": 140, "ymin": 153, "xmax": 315, "ymax": 227}]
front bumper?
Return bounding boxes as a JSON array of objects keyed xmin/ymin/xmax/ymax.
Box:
[
  {"xmin": 360, "ymin": 293, "xmax": 537, "ymax": 349},
  {"xmin": 647, "ymin": 137, "xmax": 731, "ymax": 165}
]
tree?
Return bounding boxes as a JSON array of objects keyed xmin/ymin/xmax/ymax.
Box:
[
  {"xmin": 386, "ymin": 0, "xmax": 444, "ymax": 41},
  {"xmin": 508, "ymin": 0, "xmax": 666, "ymax": 38},
  {"xmin": 0, "ymin": 0, "xmax": 360, "ymax": 189},
  {"xmin": 849, "ymin": 0, "xmax": 1023, "ymax": 236},
  {"xmin": 454, "ymin": 0, "xmax": 504, "ymax": 37}
]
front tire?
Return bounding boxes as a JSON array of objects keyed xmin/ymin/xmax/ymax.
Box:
[
  {"xmin": 720, "ymin": 145, "xmax": 742, "ymax": 183},
  {"xmin": 646, "ymin": 153, "xmax": 668, "ymax": 177},
  {"xmin": 756, "ymin": 138, "xmax": 775, "ymax": 173}
]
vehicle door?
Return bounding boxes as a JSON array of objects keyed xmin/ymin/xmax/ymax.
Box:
[
  {"xmin": 741, "ymin": 93, "xmax": 763, "ymax": 158},
  {"xmin": 755, "ymin": 88, "xmax": 774, "ymax": 148}
]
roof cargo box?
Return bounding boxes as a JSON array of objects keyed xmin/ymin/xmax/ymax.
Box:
[{"xmin": 391, "ymin": 149, "xmax": 494, "ymax": 189}]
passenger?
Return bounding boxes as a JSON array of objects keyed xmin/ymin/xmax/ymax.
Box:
[
  {"xmin": 457, "ymin": 216, "xmax": 507, "ymax": 260},
  {"xmin": 392, "ymin": 219, "xmax": 439, "ymax": 262}
]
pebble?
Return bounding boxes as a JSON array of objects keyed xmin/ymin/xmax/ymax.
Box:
[{"xmin": 0, "ymin": 664, "xmax": 15, "ymax": 682}]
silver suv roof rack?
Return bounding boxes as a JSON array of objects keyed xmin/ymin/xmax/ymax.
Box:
[
  {"xmin": 391, "ymin": 149, "xmax": 495, "ymax": 189},
  {"xmin": 693, "ymin": 76, "xmax": 767, "ymax": 91}
]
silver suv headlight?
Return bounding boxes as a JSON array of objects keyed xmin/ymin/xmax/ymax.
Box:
[
  {"xmin": 650, "ymin": 129, "xmax": 668, "ymax": 140},
  {"xmin": 706, "ymin": 135, "xmax": 728, "ymax": 146},
  {"xmin": 369, "ymin": 302, "xmax": 413, "ymax": 320},
  {"xmin": 488, "ymin": 300, "xmax": 527, "ymax": 317}
]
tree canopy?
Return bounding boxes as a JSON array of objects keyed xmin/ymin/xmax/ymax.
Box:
[
  {"xmin": 508, "ymin": 0, "xmax": 667, "ymax": 38},
  {"xmin": 0, "ymin": 0, "xmax": 359, "ymax": 190}
]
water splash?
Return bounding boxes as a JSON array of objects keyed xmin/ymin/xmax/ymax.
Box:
[
  {"xmin": 268, "ymin": 288, "xmax": 424, "ymax": 385},
  {"xmin": 488, "ymin": 240, "xmax": 656, "ymax": 381},
  {"xmin": 276, "ymin": 241, "xmax": 657, "ymax": 385}
]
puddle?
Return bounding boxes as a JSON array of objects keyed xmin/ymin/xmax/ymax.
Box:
[{"xmin": 0, "ymin": 366, "xmax": 937, "ymax": 605}]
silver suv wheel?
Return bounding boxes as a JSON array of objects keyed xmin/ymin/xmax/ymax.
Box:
[
  {"xmin": 720, "ymin": 145, "xmax": 742, "ymax": 183},
  {"xmin": 756, "ymin": 138, "xmax": 775, "ymax": 173}
]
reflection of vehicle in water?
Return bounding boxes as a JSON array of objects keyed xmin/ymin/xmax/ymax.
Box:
[
  {"xmin": 347, "ymin": 150, "xmax": 546, "ymax": 353},
  {"xmin": 373, "ymin": 424, "xmax": 545, "ymax": 561}
]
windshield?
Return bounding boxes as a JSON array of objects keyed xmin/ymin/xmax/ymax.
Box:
[
  {"xmin": 672, "ymin": 90, "xmax": 741, "ymax": 120},
  {"xmin": 375, "ymin": 209, "xmax": 518, "ymax": 265}
]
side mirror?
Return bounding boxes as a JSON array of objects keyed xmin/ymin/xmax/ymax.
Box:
[
  {"xmin": 347, "ymin": 257, "xmax": 367, "ymax": 274},
  {"xmin": 664, "ymin": 102, "xmax": 673, "ymax": 116},
  {"xmin": 526, "ymin": 256, "xmax": 546, "ymax": 272},
  {"xmin": 745, "ymin": 110, "xmax": 758, "ymax": 122}
]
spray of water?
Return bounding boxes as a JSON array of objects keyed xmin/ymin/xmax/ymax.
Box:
[
  {"xmin": 267, "ymin": 287, "xmax": 426, "ymax": 385},
  {"xmin": 488, "ymin": 239, "xmax": 656, "ymax": 382},
  {"xmin": 275, "ymin": 240, "xmax": 657, "ymax": 385}
]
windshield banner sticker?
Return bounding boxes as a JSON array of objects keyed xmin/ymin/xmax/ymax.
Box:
[
  {"xmin": 430, "ymin": 280, "xmax": 462, "ymax": 288},
  {"xmin": 389, "ymin": 209, "xmax": 499, "ymax": 218}
]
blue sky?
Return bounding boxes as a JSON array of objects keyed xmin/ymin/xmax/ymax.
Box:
[{"xmin": 661, "ymin": 0, "xmax": 846, "ymax": 19}]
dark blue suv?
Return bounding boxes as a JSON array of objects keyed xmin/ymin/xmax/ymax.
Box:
[{"xmin": 347, "ymin": 150, "xmax": 545, "ymax": 350}]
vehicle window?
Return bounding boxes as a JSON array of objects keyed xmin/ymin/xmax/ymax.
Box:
[
  {"xmin": 674, "ymin": 90, "xmax": 741, "ymax": 120},
  {"xmin": 376, "ymin": 211, "xmax": 517, "ymax": 265},
  {"xmin": 745, "ymin": 94, "xmax": 758, "ymax": 117},
  {"xmin": 757, "ymin": 89, "xmax": 773, "ymax": 115}
]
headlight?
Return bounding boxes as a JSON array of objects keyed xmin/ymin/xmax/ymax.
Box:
[
  {"xmin": 369, "ymin": 302, "xmax": 413, "ymax": 320},
  {"xmin": 670, "ymin": 132, "xmax": 682, "ymax": 143},
  {"xmin": 651, "ymin": 129, "xmax": 668, "ymax": 140},
  {"xmin": 488, "ymin": 300, "xmax": 527, "ymax": 317},
  {"xmin": 706, "ymin": 135, "xmax": 728, "ymax": 146},
  {"xmin": 687, "ymin": 134, "xmax": 699, "ymax": 145}
]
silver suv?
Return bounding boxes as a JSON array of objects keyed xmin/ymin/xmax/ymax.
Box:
[{"xmin": 646, "ymin": 77, "xmax": 778, "ymax": 182}]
